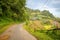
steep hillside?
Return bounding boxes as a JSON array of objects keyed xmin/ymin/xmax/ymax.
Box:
[{"xmin": 24, "ymin": 7, "xmax": 60, "ymax": 40}]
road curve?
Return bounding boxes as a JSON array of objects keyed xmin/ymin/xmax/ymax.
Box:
[{"xmin": 1, "ymin": 24, "xmax": 37, "ymax": 40}]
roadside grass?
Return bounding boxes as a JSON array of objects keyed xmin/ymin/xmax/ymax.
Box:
[
  {"xmin": 0, "ymin": 22, "xmax": 14, "ymax": 34},
  {"xmin": 23, "ymin": 20, "xmax": 60, "ymax": 40},
  {"xmin": 24, "ymin": 24, "xmax": 54, "ymax": 40},
  {"xmin": 33, "ymin": 32, "xmax": 53, "ymax": 40},
  {"xmin": 46, "ymin": 30, "xmax": 60, "ymax": 40},
  {"xmin": 43, "ymin": 25, "xmax": 52, "ymax": 30},
  {"xmin": 0, "ymin": 17, "xmax": 23, "ymax": 34},
  {"xmin": 24, "ymin": 20, "xmax": 60, "ymax": 40},
  {"xmin": 0, "ymin": 18, "xmax": 15, "ymax": 34}
]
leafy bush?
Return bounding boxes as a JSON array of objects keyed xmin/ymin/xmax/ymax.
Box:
[{"xmin": 46, "ymin": 30, "xmax": 60, "ymax": 40}]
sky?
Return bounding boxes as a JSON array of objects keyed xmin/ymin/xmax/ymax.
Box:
[{"xmin": 26, "ymin": 0, "xmax": 60, "ymax": 17}]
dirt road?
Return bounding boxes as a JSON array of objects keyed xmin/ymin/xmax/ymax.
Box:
[{"xmin": 0, "ymin": 24, "xmax": 37, "ymax": 40}]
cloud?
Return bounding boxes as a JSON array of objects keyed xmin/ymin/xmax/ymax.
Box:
[
  {"xmin": 56, "ymin": 8, "xmax": 60, "ymax": 12},
  {"xmin": 47, "ymin": 0, "xmax": 60, "ymax": 8},
  {"xmin": 26, "ymin": 0, "xmax": 44, "ymax": 9},
  {"xmin": 26, "ymin": 0, "xmax": 60, "ymax": 17}
]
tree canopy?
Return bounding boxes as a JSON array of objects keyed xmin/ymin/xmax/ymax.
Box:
[{"xmin": 0, "ymin": 0, "xmax": 26, "ymax": 21}]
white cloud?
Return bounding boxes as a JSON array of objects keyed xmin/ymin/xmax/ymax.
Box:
[
  {"xmin": 26, "ymin": 0, "xmax": 60, "ymax": 17},
  {"xmin": 52, "ymin": 0, "xmax": 60, "ymax": 4}
]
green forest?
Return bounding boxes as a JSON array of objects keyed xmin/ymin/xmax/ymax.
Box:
[
  {"xmin": 0, "ymin": 0, "xmax": 60, "ymax": 40},
  {"xmin": 0, "ymin": 0, "xmax": 27, "ymax": 34}
]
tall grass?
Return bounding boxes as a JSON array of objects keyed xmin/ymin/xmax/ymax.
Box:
[
  {"xmin": 24, "ymin": 20, "xmax": 60, "ymax": 40},
  {"xmin": 24, "ymin": 25, "xmax": 53, "ymax": 40}
]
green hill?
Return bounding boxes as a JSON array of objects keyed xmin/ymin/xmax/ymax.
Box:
[{"xmin": 24, "ymin": 7, "xmax": 60, "ymax": 40}]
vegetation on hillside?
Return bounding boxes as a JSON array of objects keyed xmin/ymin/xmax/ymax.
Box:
[{"xmin": 24, "ymin": 8, "xmax": 60, "ymax": 40}]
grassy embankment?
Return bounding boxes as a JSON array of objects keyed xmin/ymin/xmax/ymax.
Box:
[
  {"xmin": 24, "ymin": 20, "xmax": 60, "ymax": 40},
  {"xmin": 0, "ymin": 18, "xmax": 18, "ymax": 34}
]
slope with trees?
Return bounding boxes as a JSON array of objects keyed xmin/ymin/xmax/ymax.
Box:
[
  {"xmin": 24, "ymin": 7, "xmax": 60, "ymax": 40},
  {"xmin": 0, "ymin": 0, "xmax": 27, "ymax": 34}
]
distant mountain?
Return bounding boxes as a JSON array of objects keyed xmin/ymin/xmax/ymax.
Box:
[
  {"xmin": 41, "ymin": 10, "xmax": 55, "ymax": 19},
  {"xmin": 25, "ymin": 7, "xmax": 60, "ymax": 29},
  {"xmin": 25, "ymin": 7, "xmax": 55, "ymax": 20}
]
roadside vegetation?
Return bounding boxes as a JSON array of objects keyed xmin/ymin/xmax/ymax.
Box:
[
  {"xmin": 24, "ymin": 8, "xmax": 60, "ymax": 40},
  {"xmin": 0, "ymin": 18, "xmax": 14, "ymax": 34},
  {"xmin": 24, "ymin": 20, "xmax": 60, "ymax": 40},
  {"xmin": 0, "ymin": 0, "xmax": 27, "ymax": 34}
]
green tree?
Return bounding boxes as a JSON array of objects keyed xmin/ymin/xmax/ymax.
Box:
[
  {"xmin": 0, "ymin": 0, "xmax": 26, "ymax": 21},
  {"xmin": 41, "ymin": 10, "xmax": 54, "ymax": 18}
]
